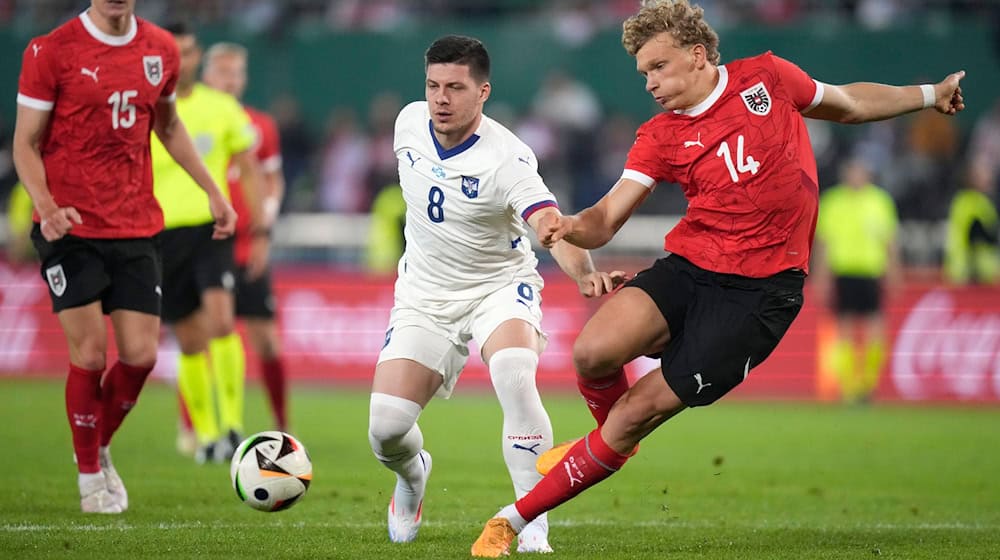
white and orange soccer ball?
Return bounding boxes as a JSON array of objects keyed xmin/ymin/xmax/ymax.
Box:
[{"xmin": 230, "ymin": 431, "xmax": 312, "ymax": 512}]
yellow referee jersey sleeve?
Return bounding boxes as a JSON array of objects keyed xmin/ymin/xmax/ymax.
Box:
[{"xmin": 151, "ymin": 83, "xmax": 256, "ymax": 229}]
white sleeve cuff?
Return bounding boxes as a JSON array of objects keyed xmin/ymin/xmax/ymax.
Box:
[
  {"xmin": 805, "ymin": 81, "xmax": 824, "ymax": 112},
  {"xmin": 621, "ymin": 169, "xmax": 656, "ymax": 189},
  {"xmin": 17, "ymin": 93, "xmax": 53, "ymax": 111}
]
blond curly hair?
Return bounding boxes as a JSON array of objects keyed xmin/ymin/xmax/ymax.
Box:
[{"xmin": 622, "ymin": 0, "xmax": 720, "ymax": 64}]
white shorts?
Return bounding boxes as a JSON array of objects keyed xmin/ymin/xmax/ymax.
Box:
[{"xmin": 377, "ymin": 279, "xmax": 546, "ymax": 398}]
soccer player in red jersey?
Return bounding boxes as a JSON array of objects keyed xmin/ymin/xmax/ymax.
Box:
[
  {"xmin": 471, "ymin": 0, "xmax": 965, "ymax": 554},
  {"xmin": 202, "ymin": 42, "xmax": 290, "ymax": 433},
  {"xmin": 12, "ymin": 0, "xmax": 236, "ymax": 514}
]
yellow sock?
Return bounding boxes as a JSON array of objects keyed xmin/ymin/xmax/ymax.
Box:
[
  {"xmin": 209, "ymin": 332, "xmax": 246, "ymax": 434},
  {"xmin": 833, "ymin": 339, "xmax": 859, "ymax": 402},
  {"xmin": 178, "ymin": 352, "xmax": 220, "ymax": 444},
  {"xmin": 862, "ymin": 338, "xmax": 886, "ymax": 397}
]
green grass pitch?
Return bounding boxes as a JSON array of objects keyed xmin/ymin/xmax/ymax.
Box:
[{"xmin": 1, "ymin": 377, "xmax": 998, "ymax": 559}]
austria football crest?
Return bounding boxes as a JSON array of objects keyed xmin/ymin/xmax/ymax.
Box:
[
  {"xmin": 740, "ymin": 81, "xmax": 771, "ymax": 116},
  {"xmin": 461, "ymin": 175, "xmax": 480, "ymax": 199},
  {"xmin": 143, "ymin": 55, "xmax": 163, "ymax": 86},
  {"xmin": 46, "ymin": 264, "xmax": 67, "ymax": 297}
]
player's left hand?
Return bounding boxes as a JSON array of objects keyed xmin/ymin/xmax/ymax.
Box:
[
  {"xmin": 933, "ymin": 70, "xmax": 966, "ymax": 116},
  {"xmin": 577, "ymin": 270, "xmax": 629, "ymax": 298},
  {"xmin": 210, "ymin": 196, "xmax": 238, "ymax": 239}
]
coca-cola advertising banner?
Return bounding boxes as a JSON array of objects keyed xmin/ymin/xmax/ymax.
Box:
[{"xmin": 2, "ymin": 261, "xmax": 998, "ymax": 403}]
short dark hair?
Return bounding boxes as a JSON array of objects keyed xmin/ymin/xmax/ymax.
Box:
[
  {"xmin": 163, "ymin": 20, "xmax": 194, "ymax": 38},
  {"xmin": 425, "ymin": 35, "xmax": 490, "ymax": 83}
]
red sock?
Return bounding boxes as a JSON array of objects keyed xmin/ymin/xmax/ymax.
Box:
[
  {"xmin": 577, "ymin": 368, "xmax": 628, "ymax": 426},
  {"xmin": 514, "ymin": 429, "xmax": 631, "ymax": 522},
  {"xmin": 66, "ymin": 365, "xmax": 104, "ymax": 473},
  {"xmin": 260, "ymin": 358, "xmax": 288, "ymax": 431},
  {"xmin": 99, "ymin": 361, "xmax": 153, "ymax": 447},
  {"xmin": 178, "ymin": 391, "xmax": 193, "ymax": 430}
]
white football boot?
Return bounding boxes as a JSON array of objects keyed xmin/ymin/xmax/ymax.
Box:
[
  {"xmin": 387, "ymin": 450, "xmax": 432, "ymax": 543},
  {"xmin": 79, "ymin": 472, "xmax": 122, "ymax": 514},
  {"xmin": 517, "ymin": 513, "xmax": 554, "ymax": 553},
  {"xmin": 99, "ymin": 447, "xmax": 128, "ymax": 511}
]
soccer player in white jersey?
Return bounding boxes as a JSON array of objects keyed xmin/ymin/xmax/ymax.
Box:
[{"xmin": 368, "ymin": 35, "xmax": 625, "ymax": 551}]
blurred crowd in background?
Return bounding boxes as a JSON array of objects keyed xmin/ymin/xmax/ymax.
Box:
[
  {"xmin": 3, "ymin": 0, "xmax": 1000, "ymax": 32},
  {"xmin": 0, "ymin": 0, "xmax": 999, "ymax": 268}
]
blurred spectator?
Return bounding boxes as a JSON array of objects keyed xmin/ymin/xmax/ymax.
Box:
[
  {"xmin": 967, "ymin": 98, "xmax": 1000, "ymax": 185},
  {"xmin": 269, "ymin": 94, "xmax": 314, "ymax": 212},
  {"xmin": 944, "ymin": 159, "xmax": 999, "ymax": 285},
  {"xmin": 3, "ymin": 182, "xmax": 33, "ymax": 264},
  {"xmin": 366, "ymin": 92, "xmax": 403, "ymax": 198},
  {"xmin": 814, "ymin": 159, "xmax": 901, "ymax": 404},
  {"xmin": 317, "ymin": 108, "xmax": 371, "ymax": 212},
  {"xmin": 365, "ymin": 183, "xmax": 406, "ymax": 275}
]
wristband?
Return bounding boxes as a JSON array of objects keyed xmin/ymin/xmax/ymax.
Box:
[{"xmin": 920, "ymin": 84, "xmax": 935, "ymax": 109}]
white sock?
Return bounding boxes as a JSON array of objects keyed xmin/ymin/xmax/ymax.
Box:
[
  {"xmin": 497, "ymin": 503, "xmax": 528, "ymax": 533},
  {"xmin": 489, "ymin": 348, "xmax": 553, "ymax": 499},
  {"xmin": 369, "ymin": 392, "xmax": 426, "ymax": 515}
]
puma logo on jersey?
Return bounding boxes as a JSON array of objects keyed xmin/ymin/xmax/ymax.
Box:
[
  {"xmin": 81, "ymin": 66, "xmax": 100, "ymax": 83},
  {"xmin": 683, "ymin": 132, "xmax": 704, "ymax": 149},
  {"xmin": 406, "ymin": 151, "xmax": 421, "ymax": 167},
  {"xmin": 32, "ymin": 43, "xmax": 42, "ymax": 57},
  {"xmin": 518, "ymin": 156, "xmax": 531, "ymax": 165}
]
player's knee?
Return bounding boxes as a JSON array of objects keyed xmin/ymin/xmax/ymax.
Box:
[
  {"xmin": 119, "ymin": 346, "xmax": 157, "ymax": 370},
  {"xmin": 572, "ymin": 337, "xmax": 618, "ymax": 379},
  {"xmin": 368, "ymin": 393, "xmax": 422, "ymax": 460},
  {"xmin": 72, "ymin": 338, "xmax": 107, "ymax": 371},
  {"xmin": 488, "ymin": 347, "xmax": 539, "ymax": 396},
  {"xmin": 209, "ymin": 316, "xmax": 236, "ymax": 338}
]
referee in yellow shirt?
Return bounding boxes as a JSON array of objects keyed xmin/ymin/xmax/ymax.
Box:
[
  {"xmin": 815, "ymin": 159, "xmax": 901, "ymax": 404},
  {"xmin": 152, "ymin": 22, "xmax": 263, "ymax": 463}
]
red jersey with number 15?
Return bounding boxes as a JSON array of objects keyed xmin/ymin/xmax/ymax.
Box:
[
  {"xmin": 17, "ymin": 12, "xmax": 179, "ymax": 238},
  {"xmin": 228, "ymin": 106, "xmax": 282, "ymax": 265},
  {"xmin": 624, "ymin": 52, "xmax": 824, "ymax": 277}
]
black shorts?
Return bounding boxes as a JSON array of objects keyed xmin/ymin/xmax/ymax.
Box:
[
  {"xmin": 833, "ymin": 276, "xmax": 881, "ymax": 315},
  {"xmin": 30, "ymin": 224, "xmax": 162, "ymax": 315},
  {"xmin": 234, "ymin": 265, "xmax": 277, "ymax": 319},
  {"xmin": 159, "ymin": 223, "xmax": 235, "ymax": 323},
  {"xmin": 626, "ymin": 254, "xmax": 805, "ymax": 407}
]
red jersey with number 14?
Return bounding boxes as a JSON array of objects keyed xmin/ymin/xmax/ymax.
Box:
[
  {"xmin": 624, "ymin": 52, "xmax": 823, "ymax": 277},
  {"xmin": 17, "ymin": 12, "xmax": 179, "ymax": 238},
  {"xmin": 228, "ymin": 105, "xmax": 282, "ymax": 265}
]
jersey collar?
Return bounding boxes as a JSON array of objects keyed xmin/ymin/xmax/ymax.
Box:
[
  {"xmin": 674, "ymin": 65, "xmax": 729, "ymax": 117},
  {"xmin": 80, "ymin": 10, "xmax": 137, "ymax": 47},
  {"xmin": 428, "ymin": 119, "xmax": 480, "ymax": 160}
]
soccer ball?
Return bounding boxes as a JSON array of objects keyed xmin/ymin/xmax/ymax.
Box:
[{"xmin": 230, "ymin": 431, "xmax": 312, "ymax": 512}]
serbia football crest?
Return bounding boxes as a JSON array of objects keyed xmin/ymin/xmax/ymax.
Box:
[
  {"xmin": 143, "ymin": 55, "xmax": 163, "ymax": 87},
  {"xmin": 740, "ymin": 81, "xmax": 771, "ymax": 116},
  {"xmin": 461, "ymin": 175, "xmax": 480, "ymax": 199}
]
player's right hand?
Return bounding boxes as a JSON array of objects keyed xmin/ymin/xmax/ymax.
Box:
[
  {"xmin": 934, "ymin": 70, "xmax": 966, "ymax": 116},
  {"xmin": 537, "ymin": 212, "xmax": 572, "ymax": 249},
  {"xmin": 210, "ymin": 196, "xmax": 238, "ymax": 239},
  {"xmin": 39, "ymin": 206, "xmax": 82, "ymax": 241}
]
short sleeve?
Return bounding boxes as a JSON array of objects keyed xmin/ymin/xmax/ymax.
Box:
[
  {"xmin": 623, "ymin": 121, "xmax": 667, "ymax": 187},
  {"xmin": 17, "ymin": 37, "xmax": 57, "ymax": 110},
  {"xmin": 497, "ymin": 147, "xmax": 558, "ymax": 221},
  {"xmin": 226, "ymin": 102, "xmax": 257, "ymax": 156},
  {"xmin": 770, "ymin": 54, "xmax": 822, "ymax": 112},
  {"xmin": 160, "ymin": 36, "xmax": 180, "ymax": 100},
  {"xmin": 256, "ymin": 113, "xmax": 282, "ymax": 173}
]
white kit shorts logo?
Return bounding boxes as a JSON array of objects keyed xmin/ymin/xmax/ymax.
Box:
[{"xmin": 46, "ymin": 264, "xmax": 67, "ymax": 297}]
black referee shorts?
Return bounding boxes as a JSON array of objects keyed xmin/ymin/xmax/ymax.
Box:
[
  {"xmin": 833, "ymin": 275, "xmax": 882, "ymax": 315},
  {"xmin": 158, "ymin": 223, "xmax": 235, "ymax": 323},
  {"xmin": 626, "ymin": 254, "xmax": 805, "ymax": 407}
]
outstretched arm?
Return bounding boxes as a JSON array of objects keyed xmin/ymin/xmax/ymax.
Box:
[
  {"xmin": 805, "ymin": 71, "xmax": 965, "ymax": 124},
  {"xmin": 528, "ymin": 207, "xmax": 627, "ymax": 298},
  {"xmin": 536, "ymin": 178, "xmax": 650, "ymax": 250}
]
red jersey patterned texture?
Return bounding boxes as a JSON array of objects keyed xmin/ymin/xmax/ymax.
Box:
[
  {"xmin": 17, "ymin": 14, "xmax": 179, "ymax": 239},
  {"xmin": 625, "ymin": 52, "xmax": 822, "ymax": 277},
  {"xmin": 228, "ymin": 106, "xmax": 282, "ymax": 265}
]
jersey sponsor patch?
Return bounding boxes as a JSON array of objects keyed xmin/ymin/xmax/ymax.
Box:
[
  {"xmin": 461, "ymin": 175, "xmax": 480, "ymax": 199},
  {"xmin": 143, "ymin": 55, "xmax": 163, "ymax": 86},
  {"xmin": 46, "ymin": 264, "xmax": 67, "ymax": 297},
  {"xmin": 740, "ymin": 81, "xmax": 771, "ymax": 116}
]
